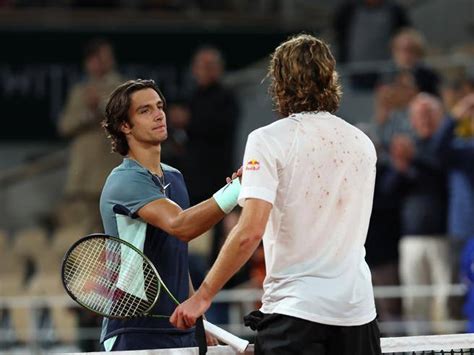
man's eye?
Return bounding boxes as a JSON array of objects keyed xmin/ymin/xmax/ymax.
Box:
[{"xmin": 140, "ymin": 108, "xmax": 149, "ymax": 114}]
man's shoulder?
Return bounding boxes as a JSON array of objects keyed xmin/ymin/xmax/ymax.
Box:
[
  {"xmin": 101, "ymin": 161, "xmax": 159, "ymax": 203},
  {"xmin": 67, "ymin": 80, "xmax": 89, "ymax": 95},
  {"xmin": 104, "ymin": 160, "xmax": 150, "ymax": 186},
  {"xmin": 161, "ymin": 163, "xmax": 182, "ymax": 175},
  {"xmin": 249, "ymin": 118, "xmax": 294, "ymax": 139},
  {"xmin": 245, "ymin": 120, "xmax": 296, "ymax": 159}
]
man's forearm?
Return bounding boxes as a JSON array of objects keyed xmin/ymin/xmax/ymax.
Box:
[
  {"xmin": 171, "ymin": 198, "xmax": 226, "ymax": 242},
  {"xmin": 197, "ymin": 224, "xmax": 262, "ymax": 302},
  {"xmin": 171, "ymin": 179, "xmax": 241, "ymax": 241},
  {"xmin": 188, "ymin": 273, "xmax": 196, "ymax": 297},
  {"xmin": 169, "ymin": 199, "xmax": 271, "ymax": 330}
]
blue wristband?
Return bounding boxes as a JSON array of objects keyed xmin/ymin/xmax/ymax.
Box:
[{"xmin": 213, "ymin": 179, "xmax": 241, "ymax": 214}]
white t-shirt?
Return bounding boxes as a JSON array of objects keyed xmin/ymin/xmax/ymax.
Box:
[{"xmin": 238, "ymin": 111, "xmax": 377, "ymax": 326}]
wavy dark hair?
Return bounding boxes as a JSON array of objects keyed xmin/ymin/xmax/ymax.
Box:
[
  {"xmin": 268, "ymin": 34, "xmax": 342, "ymax": 117},
  {"xmin": 102, "ymin": 79, "xmax": 166, "ymax": 156}
]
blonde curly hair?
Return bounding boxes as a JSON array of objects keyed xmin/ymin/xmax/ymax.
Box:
[{"xmin": 268, "ymin": 34, "xmax": 342, "ymax": 117}]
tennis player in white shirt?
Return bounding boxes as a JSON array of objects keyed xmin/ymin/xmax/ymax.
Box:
[{"xmin": 171, "ymin": 34, "xmax": 382, "ymax": 355}]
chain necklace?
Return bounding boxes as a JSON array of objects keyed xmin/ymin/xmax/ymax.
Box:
[
  {"xmin": 156, "ymin": 174, "xmax": 170, "ymax": 195},
  {"xmin": 151, "ymin": 166, "xmax": 171, "ymax": 195}
]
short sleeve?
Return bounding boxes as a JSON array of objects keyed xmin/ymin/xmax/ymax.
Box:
[
  {"xmin": 104, "ymin": 170, "xmax": 166, "ymax": 218},
  {"xmin": 238, "ymin": 130, "xmax": 279, "ymax": 206}
]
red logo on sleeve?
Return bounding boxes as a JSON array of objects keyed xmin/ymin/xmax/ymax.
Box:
[{"xmin": 246, "ymin": 159, "xmax": 260, "ymax": 171}]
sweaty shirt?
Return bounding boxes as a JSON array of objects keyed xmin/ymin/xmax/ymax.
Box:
[{"xmin": 238, "ymin": 111, "xmax": 377, "ymax": 326}]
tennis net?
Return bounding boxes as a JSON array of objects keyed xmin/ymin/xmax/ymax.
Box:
[
  {"xmin": 61, "ymin": 333, "xmax": 474, "ymax": 354},
  {"xmin": 381, "ymin": 333, "xmax": 474, "ymax": 354}
]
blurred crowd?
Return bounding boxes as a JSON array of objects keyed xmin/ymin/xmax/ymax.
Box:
[
  {"xmin": 334, "ymin": 0, "xmax": 474, "ymax": 336},
  {"xmin": 342, "ymin": 3, "xmax": 472, "ymax": 339},
  {"xmin": 0, "ymin": 0, "xmax": 473, "ymax": 351}
]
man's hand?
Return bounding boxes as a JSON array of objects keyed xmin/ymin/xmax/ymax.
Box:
[
  {"xmin": 85, "ymin": 85, "xmax": 100, "ymax": 110},
  {"xmin": 170, "ymin": 291, "xmax": 211, "ymax": 329},
  {"xmin": 206, "ymin": 331, "xmax": 219, "ymax": 346},
  {"xmin": 226, "ymin": 166, "xmax": 243, "ymax": 184},
  {"xmin": 390, "ymin": 134, "xmax": 415, "ymax": 172},
  {"xmin": 452, "ymin": 93, "xmax": 474, "ymax": 121}
]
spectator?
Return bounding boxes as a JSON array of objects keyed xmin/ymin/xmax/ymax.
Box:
[
  {"xmin": 373, "ymin": 28, "xmax": 442, "ymax": 159},
  {"xmin": 180, "ymin": 46, "xmax": 241, "ymax": 259},
  {"xmin": 161, "ymin": 101, "xmax": 189, "ymax": 171},
  {"xmin": 382, "ymin": 28, "xmax": 440, "ymax": 96},
  {"xmin": 57, "ymin": 38, "xmax": 123, "ymax": 233},
  {"xmin": 432, "ymin": 93, "xmax": 474, "ymax": 331},
  {"xmin": 365, "ymin": 160, "xmax": 402, "ymax": 328},
  {"xmin": 441, "ymin": 77, "xmax": 474, "ymax": 138},
  {"xmin": 389, "ymin": 93, "xmax": 450, "ymax": 335},
  {"xmin": 437, "ymin": 84, "xmax": 474, "ymax": 243},
  {"xmin": 182, "ymin": 46, "xmax": 239, "ymax": 206},
  {"xmin": 333, "ymin": 0, "xmax": 410, "ymax": 90},
  {"xmin": 169, "ymin": 46, "xmax": 243, "ymax": 324},
  {"xmin": 362, "ymin": 124, "xmax": 402, "ymax": 327},
  {"xmin": 374, "ymin": 70, "xmax": 419, "ymax": 156}
]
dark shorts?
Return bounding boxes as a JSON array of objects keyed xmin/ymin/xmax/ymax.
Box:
[
  {"xmin": 107, "ymin": 331, "xmax": 197, "ymax": 351},
  {"xmin": 255, "ymin": 313, "xmax": 381, "ymax": 355}
]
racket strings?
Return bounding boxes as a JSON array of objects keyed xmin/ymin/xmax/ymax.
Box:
[
  {"xmin": 111, "ymin": 252, "xmax": 159, "ymax": 317},
  {"xmin": 128, "ymin": 264, "xmax": 155, "ymax": 316},
  {"xmin": 70, "ymin": 240, "xmax": 159, "ymax": 317},
  {"xmin": 74, "ymin": 241, "xmax": 122, "ymax": 312},
  {"xmin": 63, "ymin": 237, "xmax": 160, "ymax": 318},
  {"xmin": 65, "ymin": 241, "xmax": 113, "ymax": 311},
  {"xmin": 115, "ymin": 260, "xmax": 155, "ymax": 317},
  {"xmin": 65, "ymin": 239, "xmax": 118, "ymax": 314}
]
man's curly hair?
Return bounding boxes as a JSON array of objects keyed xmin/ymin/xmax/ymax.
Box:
[
  {"xmin": 102, "ymin": 79, "xmax": 166, "ymax": 156},
  {"xmin": 268, "ymin": 34, "xmax": 342, "ymax": 117}
]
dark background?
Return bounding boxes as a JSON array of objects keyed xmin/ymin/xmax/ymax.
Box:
[{"xmin": 0, "ymin": 29, "xmax": 293, "ymax": 140}]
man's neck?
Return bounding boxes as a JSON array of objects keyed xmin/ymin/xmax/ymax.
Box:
[{"xmin": 127, "ymin": 144, "xmax": 163, "ymax": 176}]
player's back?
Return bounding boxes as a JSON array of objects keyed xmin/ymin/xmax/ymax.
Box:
[{"xmin": 247, "ymin": 111, "xmax": 377, "ymax": 325}]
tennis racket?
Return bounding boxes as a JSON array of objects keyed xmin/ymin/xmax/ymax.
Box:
[{"xmin": 61, "ymin": 233, "xmax": 207, "ymax": 354}]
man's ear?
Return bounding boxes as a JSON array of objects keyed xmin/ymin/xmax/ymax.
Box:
[{"xmin": 120, "ymin": 121, "xmax": 132, "ymax": 135}]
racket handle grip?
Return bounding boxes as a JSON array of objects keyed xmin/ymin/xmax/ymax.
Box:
[{"xmin": 195, "ymin": 316, "xmax": 207, "ymax": 355}]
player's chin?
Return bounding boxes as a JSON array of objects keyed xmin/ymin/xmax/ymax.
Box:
[{"xmin": 153, "ymin": 132, "xmax": 168, "ymax": 143}]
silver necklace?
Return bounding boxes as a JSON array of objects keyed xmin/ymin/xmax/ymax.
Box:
[{"xmin": 152, "ymin": 168, "xmax": 170, "ymax": 195}]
